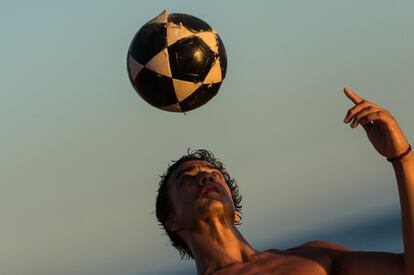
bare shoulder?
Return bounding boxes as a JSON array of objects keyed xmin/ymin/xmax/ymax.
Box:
[
  {"xmin": 289, "ymin": 240, "xmax": 353, "ymax": 252},
  {"xmin": 290, "ymin": 241, "xmax": 404, "ymax": 275},
  {"xmin": 278, "ymin": 240, "xmax": 352, "ymax": 272}
]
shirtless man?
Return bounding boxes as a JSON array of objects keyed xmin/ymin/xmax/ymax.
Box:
[{"xmin": 155, "ymin": 87, "xmax": 414, "ymax": 274}]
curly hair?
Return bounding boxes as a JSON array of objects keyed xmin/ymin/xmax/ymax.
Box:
[{"xmin": 155, "ymin": 149, "xmax": 243, "ymax": 260}]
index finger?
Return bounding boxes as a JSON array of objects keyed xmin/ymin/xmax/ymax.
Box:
[{"xmin": 343, "ymin": 87, "xmax": 363, "ymax": 104}]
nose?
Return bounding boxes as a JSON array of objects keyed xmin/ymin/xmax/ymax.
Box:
[{"xmin": 199, "ymin": 172, "xmax": 215, "ymax": 186}]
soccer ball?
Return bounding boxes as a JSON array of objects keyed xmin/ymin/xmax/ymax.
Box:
[{"xmin": 127, "ymin": 10, "xmax": 227, "ymax": 112}]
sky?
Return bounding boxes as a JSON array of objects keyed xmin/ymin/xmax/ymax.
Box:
[{"xmin": 1, "ymin": 0, "xmax": 414, "ymax": 274}]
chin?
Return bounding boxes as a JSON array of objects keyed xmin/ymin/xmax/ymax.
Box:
[{"xmin": 198, "ymin": 197, "xmax": 232, "ymax": 220}]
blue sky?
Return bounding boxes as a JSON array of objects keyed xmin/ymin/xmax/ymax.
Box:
[{"xmin": 1, "ymin": 1, "xmax": 413, "ymax": 274}]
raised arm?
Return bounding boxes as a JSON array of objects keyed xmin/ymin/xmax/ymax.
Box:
[
  {"xmin": 341, "ymin": 87, "xmax": 413, "ymax": 275},
  {"xmin": 390, "ymin": 138, "xmax": 414, "ymax": 275}
]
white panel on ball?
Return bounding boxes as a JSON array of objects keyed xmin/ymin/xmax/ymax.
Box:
[
  {"xmin": 145, "ymin": 48, "xmax": 172, "ymax": 77},
  {"xmin": 160, "ymin": 103, "xmax": 181, "ymax": 112},
  {"xmin": 172, "ymin": 79, "xmax": 202, "ymax": 102},
  {"xmin": 147, "ymin": 10, "xmax": 168, "ymax": 24},
  {"xmin": 195, "ymin": 32, "xmax": 219, "ymax": 53},
  {"xmin": 167, "ymin": 23, "xmax": 194, "ymax": 46},
  {"xmin": 128, "ymin": 55, "xmax": 144, "ymax": 81},
  {"xmin": 203, "ymin": 59, "xmax": 222, "ymax": 84}
]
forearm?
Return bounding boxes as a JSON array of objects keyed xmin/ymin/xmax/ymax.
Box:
[{"xmin": 392, "ymin": 151, "xmax": 414, "ymax": 275}]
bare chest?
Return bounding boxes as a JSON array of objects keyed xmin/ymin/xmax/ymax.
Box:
[{"xmin": 212, "ymin": 250, "xmax": 331, "ymax": 275}]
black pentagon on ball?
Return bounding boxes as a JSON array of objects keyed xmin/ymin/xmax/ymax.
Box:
[{"xmin": 168, "ymin": 36, "xmax": 216, "ymax": 83}]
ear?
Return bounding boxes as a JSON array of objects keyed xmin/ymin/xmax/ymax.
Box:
[
  {"xmin": 165, "ymin": 214, "xmax": 181, "ymax": 232},
  {"xmin": 234, "ymin": 213, "xmax": 241, "ymax": 225}
]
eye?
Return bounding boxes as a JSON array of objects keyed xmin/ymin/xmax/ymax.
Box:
[
  {"xmin": 212, "ymin": 171, "xmax": 222, "ymax": 178},
  {"xmin": 181, "ymin": 174, "xmax": 193, "ymax": 183}
]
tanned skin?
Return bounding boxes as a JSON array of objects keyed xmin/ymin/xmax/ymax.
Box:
[{"xmin": 166, "ymin": 87, "xmax": 413, "ymax": 275}]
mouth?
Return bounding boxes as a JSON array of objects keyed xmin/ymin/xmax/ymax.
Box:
[{"xmin": 201, "ymin": 185, "xmax": 220, "ymax": 196}]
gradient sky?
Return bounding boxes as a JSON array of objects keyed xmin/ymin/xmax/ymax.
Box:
[{"xmin": 1, "ymin": 1, "xmax": 414, "ymax": 274}]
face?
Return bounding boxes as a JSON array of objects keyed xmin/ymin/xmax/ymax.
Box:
[{"xmin": 167, "ymin": 160, "xmax": 236, "ymax": 231}]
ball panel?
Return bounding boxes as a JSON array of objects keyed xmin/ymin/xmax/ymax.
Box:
[
  {"xmin": 134, "ymin": 68, "xmax": 177, "ymax": 107},
  {"xmin": 147, "ymin": 10, "xmax": 168, "ymax": 25},
  {"xmin": 145, "ymin": 48, "xmax": 172, "ymax": 77},
  {"xmin": 128, "ymin": 23, "xmax": 167, "ymax": 65},
  {"xmin": 168, "ymin": 13, "xmax": 212, "ymax": 33},
  {"xmin": 217, "ymin": 35, "xmax": 227, "ymax": 80},
  {"xmin": 172, "ymin": 78, "xmax": 202, "ymax": 102},
  {"xmin": 127, "ymin": 54, "xmax": 144, "ymax": 82},
  {"xmin": 195, "ymin": 32, "xmax": 218, "ymax": 54},
  {"xmin": 159, "ymin": 103, "xmax": 182, "ymax": 112},
  {"xmin": 168, "ymin": 36, "xmax": 215, "ymax": 83},
  {"xmin": 179, "ymin": 83, "xmax": 221, "ymax": 112},
  {"xmin": 166, "ymin": 22, "xmax": 194, "ymax": 46},
  {"xmin": 203, "ymin": 59, "xmax": 222, "ymax": 84}
]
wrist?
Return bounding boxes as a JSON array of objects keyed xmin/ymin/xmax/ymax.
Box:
[{"xmin": 387, "ymin": 144, "xmax": 412, "ymax": 163}]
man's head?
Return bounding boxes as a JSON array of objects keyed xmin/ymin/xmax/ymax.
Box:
[{"xmin": 155, "ymin": 149, "xmax": 242, "ymax": 259}]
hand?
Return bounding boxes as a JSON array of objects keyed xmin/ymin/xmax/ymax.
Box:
[{"xmin": 343, "ymin": 87, "xmax": 410, "ymax": 158}]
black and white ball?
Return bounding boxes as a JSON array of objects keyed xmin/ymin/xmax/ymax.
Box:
[{"xmin": 127, "ymin": 10, "xmax": 227, "ymax": 112}]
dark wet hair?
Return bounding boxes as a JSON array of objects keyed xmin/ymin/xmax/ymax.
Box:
[{"xmin": 155, "ymin": 149, "xmax": 242, "ymax": 260}]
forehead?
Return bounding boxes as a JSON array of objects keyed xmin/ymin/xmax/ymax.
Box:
[
  {"xmin": 169, "ymin": 160, "xmax": 215, "ymax": 182},
  {"xmin": 174, "ymin": 160, "xmax": 214, "ymax": 174}
]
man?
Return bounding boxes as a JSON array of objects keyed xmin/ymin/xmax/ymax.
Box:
[{"xmin": 155, "ymin": 87, "xmax": 414, "ymax": 274}]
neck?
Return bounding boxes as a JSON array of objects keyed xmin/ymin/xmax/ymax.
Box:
[{"xmin": 180, "ymin": 216, "xmax": 258, "ymax": 275}]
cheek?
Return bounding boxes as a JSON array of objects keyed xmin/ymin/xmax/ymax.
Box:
[
  {"xmin": 220, "ymin": 182, "xmax": 234, "ymax": 200},
  {"xmin": 171, "ymin": 186, "xmax": 196, "ymax": 211}
]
